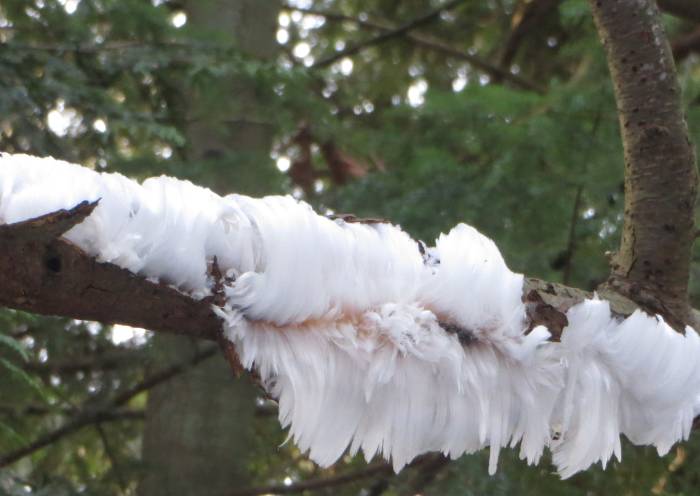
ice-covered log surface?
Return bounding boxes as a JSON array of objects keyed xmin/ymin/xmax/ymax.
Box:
[{"xmin": 1, "ymin": 153, "xmax": 699, "ymax": 477}]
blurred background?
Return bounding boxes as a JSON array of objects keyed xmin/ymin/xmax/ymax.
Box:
[{"xmin": 1, "ymin": 0, "xmax": 700, "ymax": 494}]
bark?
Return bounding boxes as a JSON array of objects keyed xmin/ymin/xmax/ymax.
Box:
[
  {"xmin": 0, "ymin": 202, "xmax": 221, "ymax": 342},
  {"xmin": 589, "ymin": 0, "xmax": 698, "ymax": 330}
]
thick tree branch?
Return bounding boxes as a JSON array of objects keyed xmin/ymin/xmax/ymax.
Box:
[
  {"xmin": 0, "ymin": 202, "xmax": 223, "ymax": 342},
  {"xmin": 589, "ymin": 0, "xmax": 698, "ymax": 330},
  {"xmin": 0, "ymin": 201, "xmax": 682, "ymax": 357},
  {"xmin": 1, "ymin": 197, "xmax": 699, "ymax": 468}
]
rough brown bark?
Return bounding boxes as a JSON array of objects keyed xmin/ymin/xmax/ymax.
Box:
[
  {"xmin": 589, "ymin": 0, "xmax": 698, "ymax": 330},
  {"xmin": 0, "ymin": 202, "xmax": 222, "ymax": 341}
]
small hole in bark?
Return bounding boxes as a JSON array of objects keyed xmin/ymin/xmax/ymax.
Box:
[{"xmin": 46, "ymin": 256, "xmax": 62, "ymax": 273}]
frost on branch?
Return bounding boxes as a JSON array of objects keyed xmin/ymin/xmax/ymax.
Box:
[{"xmin": 1, "ymin": 153, "xmax": 700, "ymax": 477}]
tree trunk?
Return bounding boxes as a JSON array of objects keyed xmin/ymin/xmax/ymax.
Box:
[
  {"xmin": 589, "ymin": 0, "xmax": 698, "ymax": 330},
  {"xmin": 138, "ymin": 2, "xmax": 279, "ymax": 495}
]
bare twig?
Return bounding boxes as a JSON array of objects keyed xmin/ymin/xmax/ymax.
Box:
[
  {"xmin": 401, "ymin": 454, "xmax": 451, "ymax": 496},
  {"xmin": 562, "ymin": 185, "xmax": 584, "ymax": 285},
  {"xmin": 286, "ymin": 4, "xmax": 543, "ymax": 92},
  {"xmin": 23, "ymin": 350, "xmax": 141, "ymax": 375},
  {"xmin": 0, "ymin": 404, "xmax": 145, "ymax": 420},
  {"xmin": 228, "ymin": 455, "xmax": 438, "ymax": 496},
  {"xmin": 0, "ymin": 39, "xmax": 219, "ymax": 54},
  {"xmin": 498, "ymin": 0, "xmax": 561, "ymax": 69},
  {"xmin": 228, "ymin": 463, "xmax": 393, "ymax": 496},
  {"xmin": 0, "ymin": 346, "xmax": 217, "ymax": 468},
  {"xmin": 95, "ymin": 423, "xmax": 128, "ymax": 492},
  {"xmin": 311, "ymin": 0, "xmax": 467, "ymax": 69},
  {"xmin": 411, "ymin": 32, "xmax": 545, "ymax": 92}
]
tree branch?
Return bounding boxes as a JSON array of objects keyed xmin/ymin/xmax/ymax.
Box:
[
  {"xmin": 0, "ymin": 200, "xmax": 679, "ymax": 357},
  {"xmin": 396, "ymin": 30, "xmax": 546, "ymax": 93},
  {"xmin": 286, "ymin": 4, "xmax": 543, "ymax": 92},
  {"xmin": 400, "ymin": 454, "xmax": 451, "ymax": 495},
  {"xmin": 0, "ymin": 404, "xmax": 145, "ymax": 420},
  {"xmin": 0, "ymin": 202, "xmax": 223, "ymax": 342},
  {"xmin": 226, "ymin": 456, "xmax": 442, "ymax": 496},
  {"xmin": 0, "ymin": 346, "xmax": 217, "ymax": 468},
  {"xmin": 23, "ymin": 349, "xmax": 142, "ymax": 375},
  {"xmin": 95, "ymin": 422, "xmax": 128, "ymax": 492},
  {"xmin": 588, "ymin": 0, "xmax": 698, "ymax": 330},
  {"xmin": 227, "ymin": 464, "xmax": 391, "ymax": 496},
  {"xmin": 311, "ymin": 0, "xmax": 467, "ymax": 69},
  {"xmin": 3, "ymin": 199, "xmax": 689, "ymax": 465},
  {"xmin": 0, "ymin": 39, "xmax": 219, "ymax": 54},
  {"xmin": 562, "ymin": 184, "xmax": 584, "ymax": 285},
  {"xmin": 498, "ymin": 0, "xmax": 562, "ymax": 70}
]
